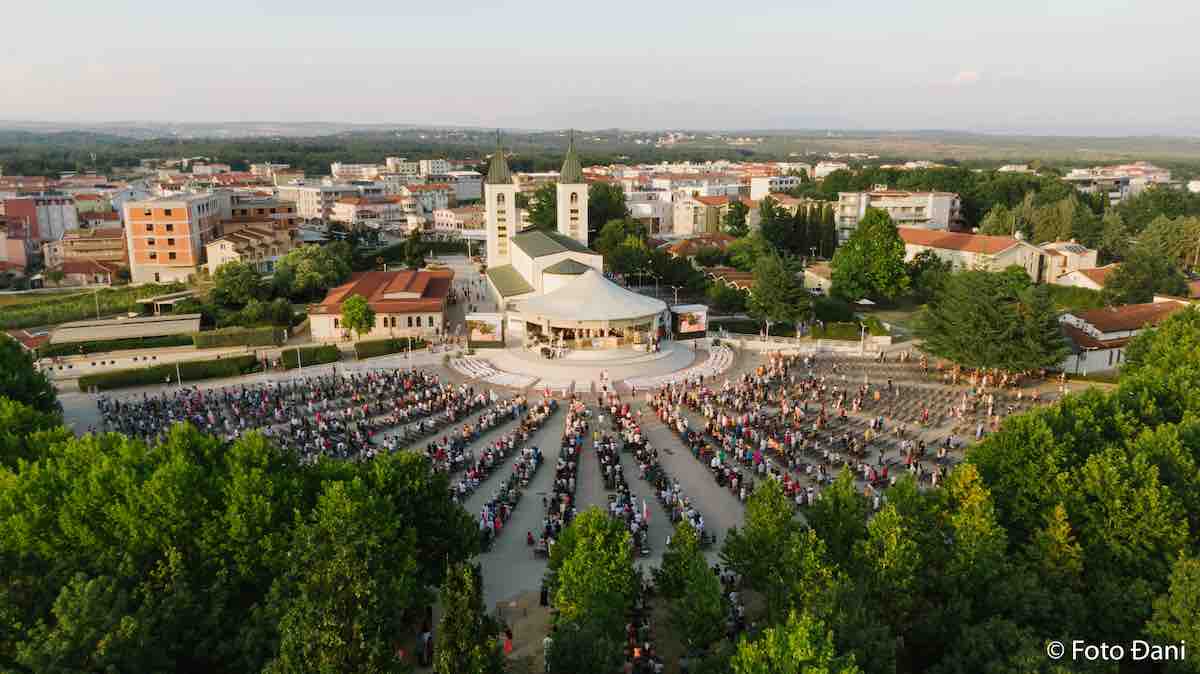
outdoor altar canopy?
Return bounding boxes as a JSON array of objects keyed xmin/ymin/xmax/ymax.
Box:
[{"xmin": 515, "ymin": 269, "xmax": 668, "ymax": 350}]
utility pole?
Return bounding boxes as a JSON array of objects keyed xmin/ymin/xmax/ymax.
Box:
[
  {"xmin": 94, "ymin": 288, "xmax": 100, "ymax": 319},
  {"xmin": 175, "ymin": 361, "xmax": 183, "ymax": 389}
]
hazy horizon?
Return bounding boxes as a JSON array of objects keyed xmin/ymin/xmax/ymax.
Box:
[{"xmin": 5, "ymin": 0, "xmax": 1199, "ymax": 136}]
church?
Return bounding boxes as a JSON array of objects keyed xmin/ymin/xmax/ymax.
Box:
[{"xmin": 482, "ymin": 134, "xmax": 668, "ymax": 350}]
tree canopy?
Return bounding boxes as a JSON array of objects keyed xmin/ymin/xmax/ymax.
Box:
[
  {"xmin": 830, "ymin": 208, "xmax": 909, "ymax": 302},
  {"xmin": 340, "ymin": 293, "xmax": 376, "ymax": 339},
  {"xmin": 1101, "ymin": 249, "xmax": 1189, "ymax": 306},
  {"xmin": 0, "ymin": 334, "xmax": 59, "ymax": 415},
  {"xmin": 918, "ymin": 267, "xmax": 1070, "ymax": 371},
  {"xmin": 747, "ymin": 253, "xmax": 809, "ymax": 335},
  {"xmin": 273, "ymin": 243, "xmax": 353, "ymax": 301}
]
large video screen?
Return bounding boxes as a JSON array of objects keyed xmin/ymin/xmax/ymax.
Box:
[
  {"xmin": 465, "ymin": 313, "xmax": 505, "ymax": 348},
  {"xmin": 672, "ymin": 305, "xmax": 708, "ymax": 340}
]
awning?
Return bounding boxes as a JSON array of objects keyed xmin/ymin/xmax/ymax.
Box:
[{"xmin": 518, "ymin": 269, "xmax": 666, "ymax": 322}]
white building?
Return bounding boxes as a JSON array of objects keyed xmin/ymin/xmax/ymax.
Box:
[
  {"xmin": 997, "ymin": 164, "xmax": 1034, "ymax": 174},
  {"xmin": 813, "ymin": 161, "xmax": 850, "ymax": 179},
  {"xmin": 274, "ymin": 183, "xmax": 361, "ymax": 221},
  {"xmin": 1055, "ymin": 264, "xmax": 1119, "ymax": 291},
  {"xmin": 749, "ymin": 175, "xmax": 802, "ymax": 200},
  {"xmin": 330, "ymin": 197, "xmax": 405, "ymax": 226},
  {"xmin": 330, "ymin": 163, "xmax": 382, "ymax": 181},
  {"xmin": 401, "ymin": 183, "xmax": 453, "ymax": 215},
  {"xmin": 440, "ymin": 170, "xmax": 483, "ymax": 202},
  {"xmin": 385, "ymin": 158, "xmax": 420, "ymax": 176},
  {"xmin": 433, "ymin": 206, "xmax": 485, "ymax": 238},
  {"xmin": 419, "ymin": 159, "xmax": 450, "ymax": 176},
  {"xmin": 1040, "ymin": 241, "xmax": 1099, "ymax": 281},
  {"xmin": 1188, "ymin": 180, "xmax": 1200, "ymax": 194},
  {"xmin": 897, "ymin": 228, "xmax": 1047, "ymax": 282},
  {"xmin": 626, "ymin": 189, "xmax": 674, "ymax": 236},
  {"xmin": 1059, "ymin": 299, "xmax": 1188, "ymax": 374},
  {"xmin": 837, "ymin": 189, "xmax": 962, "ymax": 240}
]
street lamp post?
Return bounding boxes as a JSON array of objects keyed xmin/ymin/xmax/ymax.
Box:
[{"xmin": 860, "ymin": 322, "xmax": 867, "ymax": 355}]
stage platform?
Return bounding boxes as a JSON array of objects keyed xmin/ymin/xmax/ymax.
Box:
[{"xmin": 481, "ymin": 341, "xmax": 699, "ymax": 391}]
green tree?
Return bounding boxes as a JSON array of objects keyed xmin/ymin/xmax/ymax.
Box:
[
  {"xmin": 526, "ymin": 182, "xmax": 558, "ymax": 231},
  {"xmin": 274, "ymin": 244, "xmax": 352, "ymax": 301},
  {"xmin": 339, "ymin": 293, "xmax": 376, "ymax": 339},
  {"xmin": 747, "ymin": 252, "xmax": 809, "ymax": 337},
  {"xmin": 1147, "ymin": 556, "xmax": 1200, "ymax": 673},
  {"xmin": 655, "ymin": 519, "xmax": 701, "ymax": 599},
  {"xmin": 546, "ymin": 617, "xmax": 625, "ymax": 674},
  {"xmin": 402, "ymin": 228, "xmax": 428, "ymax": 269},
  {"xmin": 0, "ymin": 396, "xmax": 70, "ymax": 468},
  {"xmin": 851, "ymin": 504, "xmax": 920, "ymax": 635},
  {"xmin": 595, "ymin": 218, "xmax": 646, "ymax": 259},
  {"xmin": 919, "ymin": 268, "xmax": 1069, "ymax": 371},
  {"xmin": 694, "ymin": 245, "xmax": 727, "ymax": 267},
  {"xmin": 1099, "ymin": 211, "xmax": 1132, "ymax": 263},
  {"xmin": 1101, "ymin": 249, "xmax": 1189, "ymax": 305},
  {"xmin": 435, "ymin": 563, "xmax": 504, "ymax": 674},
  {"xmin": 669, "ymin": 523, "xmax": 725, "ymax": 650},
  {"xmin": 830, "ymin": 208, "xmax": 909, "ymax": 301},
  {"xmin": 707, "ymin": 281, "xmax": 748, "ymax": 314},
  {"xmin": 553, "ymin": 508, "xmax": 635, "ymax": 637},
  {"xmin": 588, "ymin": 182, "xmax": 628, "ymax": 233},
  {"xmin": 730, "ymin": 610, "xmax": 861, "ymax": 674},
  {"xmin": 268, "ymin": 478, "xmax": 421, "ymax": 674},
  {"xmin": 808, "ymin": 470, "xmax": 868, "ymax": 569},
  {"xmin": 0, "ymin": 334, "xmax": 59, "ymax": 413},
  {"xmin": 720, "ymin": 480, "xmax": 803, "ymax": 620},
  {"xmin": 724, "ymin": 200, "xmax": 750, "ymax": 237},
  {"xmin": 906, "ymin": 249, "xmax": 953, "ymax": 304},
  {"xmin": 45, "ymin": 269, "xmax": 65, "ymax": 287},
  {"xmin": 727, "ymin": 234, "xmax": 770, "ymax": 272},
  {"xmin": 211, "ymin": 259, "xmax": 265, "ymax": 308}
]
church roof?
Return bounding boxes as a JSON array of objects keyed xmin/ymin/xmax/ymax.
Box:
[
  {"xmin": 519, "ymin": 269, "xmax": 667, "ymax": 321},
  {"xmin": 485, "ymin": 264, "xmax": 535, "ymax": 297},
  {"xmin": 485, "ymin": 132, "xmax": 512, "ymax": 186},
  {"xmin": 559, "ymin": 131, "xmax": 584, "ymax": 184},
  {"xmin": 511, "ymin": 229, "xmax": 593, "ymax": 258},
  {"xmin": 544, "ymin": 259, "xmax": 592, "ymax": 275}
]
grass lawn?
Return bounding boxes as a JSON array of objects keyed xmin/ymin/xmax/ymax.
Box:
[{"xmin": 0, "ymin": 289, "xmax": 86, "ymax": 307}]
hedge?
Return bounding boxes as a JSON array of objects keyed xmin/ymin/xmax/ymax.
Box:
[
  {"xmin": 77, "ymin": 355, "xmax": 259, "ymax": 391},
  {"xmin": 38, "ymin": 334, "xmax": 194, "ymax": 358},
  {"xmin": 712, "ymin": 319, "xmax": 796, "ymax": 337},
  {"xmin": 193, "ymin": 326, "xmax": 284, "ymax": 348},
  {"xmin": 281, "ymin": 345, "xmax": 340, "ymax": 370},
  {"xmin": 0, "ymin": 283, "xmax": 185, "ymax": 330},
  {"xmin": 353, "ymin": 337, "xmax": 428, "ymax": 360}
]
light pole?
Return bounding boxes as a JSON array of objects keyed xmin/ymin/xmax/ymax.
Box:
[
  {"xmin": 94, "ymin": 288, "xmax": 100, "ymax": 319},
  {"xmin": 860, "ymin": 322, "xmax": 867, "ymax": 355},
  {"xmin": 669, "ymin": 285, "xmax": 682, "ymax": 306}
]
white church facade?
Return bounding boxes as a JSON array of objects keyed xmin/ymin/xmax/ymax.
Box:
[{"xmin": 481, "ymin": 134, "xmax": 668, "ymax": 350}]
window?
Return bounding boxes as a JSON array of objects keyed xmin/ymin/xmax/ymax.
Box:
[
  {"xmin": 497, "ymin": 193, "xmax": 505, "ymax": 205},
  {"xmin": 334, "ymin": 318, "xmax": 340, "ymax": 328},
  {"xmin": 149, "ymin": 252, "xmax": 157, "ymax": 260},
  {"xmin": 416, "ymin": 316, "xmax": 422, "ymax": 327},
  {"xmin": 143, "ymin": 208, "xmax": 152, "ymax": 216},
  {"xmin": 164, "ymin": 208, "xmax": 172, "ymax": 216},
  {"xmin": 165, "ymin": 223, "xmax": 174, "ymax": 232},
  {"xmin": 168, "ymin": 252, "xmax": 177, "ymax": 260},
  {"xmin": 407, "ymin": 316, "xmax": 413, "ymax": 327},
  {"xmin": 167, "ymin": 238, "xmax": 175, "ymax": 246},
  {"xmin": 148, "ymin": 238, "xmax": 156, "ymax": 246},
  {"xmin": 145, "ymin": 223, "xmax": 153, "ymax": 232},
  {"xmin": 570, "ymin": 192, "xmax": 578, "ymax": 204}
]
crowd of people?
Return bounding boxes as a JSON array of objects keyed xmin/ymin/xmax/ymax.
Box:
[{"xmin": 533, "ymin": 399, "xmax": 587, "ymax": 558}]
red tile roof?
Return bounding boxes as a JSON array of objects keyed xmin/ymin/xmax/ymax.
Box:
[
  {"xmin": 5, "ymin": 329, "xmax": 49, "ymax": 351},
  {"xmin": 1074, "ymin": 300, "xmax": 1187, "ymax": 334},
  {"xmin": 898, "ymin": 227, "xmax": 1019, "ymax": 255},
  {"xmin": 694, "ymin": 196, "xmax": 731, "ymax": 207},
  {"xmin": 311, "ymin": 269, "xmax": 454, "ymax": 315},
  {"xmin": 406, "ymin": 183, "xmax": 452, "ymax": 192},
  {"xmin": 1077, "ymin": 265, "xmax": 1118, "ymax": 287},
  {"xmin": 58, "ymin": 259, "xmax": 123, "ymax": 276}
]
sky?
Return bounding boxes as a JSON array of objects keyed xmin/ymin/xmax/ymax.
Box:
[{"xmin": 3, "ymin": 0, "xmax": 1199, "ymax": 135}]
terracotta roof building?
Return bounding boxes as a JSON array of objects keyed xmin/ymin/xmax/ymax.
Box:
[
  {"xmin": 1055, "ymin": 264, "xmax": 1119, "ymax": 291},
  {"xmin": 1058, "ymin": 298, "xmax": 1189, "ymax": 373},
  {"xmin": 43, "ymin": 227, "xmax": 128, "ymax": 270},
  {"xmin": 898, "ymin": 227, "xmax": 1048, "ymax": 282},
  {"xmin": 309, "ymin": 269, "xmax": 454, "ymax": 342}
]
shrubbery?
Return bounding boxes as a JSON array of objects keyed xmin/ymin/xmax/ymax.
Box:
[
  {"xmin": 193, "ymin": 326, "xmax": 285, "ymax": 348},
  {"xmin": 280, "ymin": 345, "xmax": 339, "ymax": 369},
  {"xmin": 37, "ymin": 334, "xmax": 193, "ymax": 358},
  {"xmin": 0, "ymin": 283, "xmax": 184, "ymax": 330},
  {"xmin": 353, "ymin": 337, "xmax": 427, "ymax": 360},
  {"xmin": 77, "ymin": 354, "xmax": 259, "ymax": 391}
]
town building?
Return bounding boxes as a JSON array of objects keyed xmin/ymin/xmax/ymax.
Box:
[
  {"xmin": 330, "ymin": 196, "xmax": 406, "ymax": 227},
  {"xmin": 330, "ymin": 162, "xmax": 381, "ymax": 181},
  {"xmin": 3, "ymin": 194, "xmax": 79, "ymax": 242},
  {"xmin": 274, "ymin": 183, "xmax": 361, "ymax": 221},
  {"xmin": 309, "ymin": 269, "xmax": 454, "ymax": 342},
  {"xmin": 432, "ymin": 206, "xmax": 485, "ymax": 238},
  {"xmin": 626, "ymin": 189, "xmax": 674, "ymax": 235},
  {"xmin": 749, "ymin": 175, "xmax": 802, "ymax": 200},
  {"xmin": 204, "ymin": 226, "xmax": 295, "ymax": 275},
  {"xmin": 401, "ymin": 183, "xmax": 454, "ymax": 214},
  {"xmin": 439, "ymin": 170, "xmax": 483, "ymax": 202},
  {"xmin": 1188, "ymin": 180, "xmax": 1200, "ymax": 194},
  {"xmin": 1058, "ymin": 298, "xmax": 1189, "ymax": 373},
  {"xmin": 43, "ymin": 227, "xmax": 128, "ymax": 270},
  {"xmin": 897, "ymin": 227, "xmax": 1047, "ymax": 282},
  {"xmin": 813, "ymin": 161, "xmax": 850, "ymax": 179},
  {"xmin": 1054, "ymin": 264, "xmax": 1119, "ymax": 291},
  {"xmin": 665, "ymin": 234, "xmax": 737, "ymax": 260},
  {"xmin": 56, "ymin": 259, "xmax": 124, "ymax": 286},
  {"xmin": 0, "ymin": 222, "xmax": 29, "ymax": 273},
  {"xmin": 803, "ymin": 262, "xmax": 832, "ymax": 294},
  {"xmin": 837, "ymin": 189, "xmax": 962, "ymax": 240},
  {"xmin": 123, "ymin": 193, "xmax": 227, "ymax": 283},
  {"xmin": 419, "ymin": 159, "xmax": 450, "ymax": 176},
  {"xmin": 1040, "ymin": 240, "xmax": 1099, "ymax": 281}
]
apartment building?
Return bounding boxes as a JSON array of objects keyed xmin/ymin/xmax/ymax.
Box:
[
  {"xmin": 438, "ymin": 171, "xmax": 483, "ymax": 202},
  {"xmin": 228, "ymin": 194, "xmax": 299, "ymax": 228},
  {"xmin": 330, "ymin": 163, "xmax": 381, "ymax": 181},
  {"xmin": 836, "ymin": 190, "xmax": 962, "ymax": 240},
  {"xmin": 418, "ymin": 159, "xmax": 450, "ymax": 176},
  {"xmin": 813, "ymin": 161, "xmax": 850, "ymax": 179},
  {"xmin": 0, "ymin": 222, "xmax": 29, "ymax": 273},
  {"xmin": 275, "ymin": 183, "xmax": 361, "ymax": 221},
  {"xmin": 3, "ymin": 194, "xmax": 78, "ymax": 242},
  {"xmin": 123, "ymin": 193, "xmax": 227, "ymax": 283},
  {"xmin": 432, "ymin": 206, "xmax": 485, "ymax": 237},
  {"xmin": 649, "ymin": 173, "xmax": 741, "ymax": 198},
  {"xmin": 1064, "ymin": 161, "xmax": 1177, "ymax": 205},
  {"xmin": 749, "ymin": 175, "xmax": 802, "ymax": 200},
  {"xmin": 626, "ymin": 189, "xmax": 674, "ymax": 235},
  {"xmin": 401, "ymin": 183, "xmax": 453, "ymax": 214},
  {"xmin": 330, "ymin": 197, "xmax": 405, "ymax": 225},
  {"xmin": 897, "ymin": 228, "xmax": 1046, "ymax": 282},
  {"xmin": 385, "ymin": 158, "xmax": 421, "ymax": 176},
  {"xmin": 204, "ymin": 226, "xmax": 295, "ymax": 275},
  {"xmin": 43, "ymin": 227, "xmax": 128, "ymax": 269}
]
